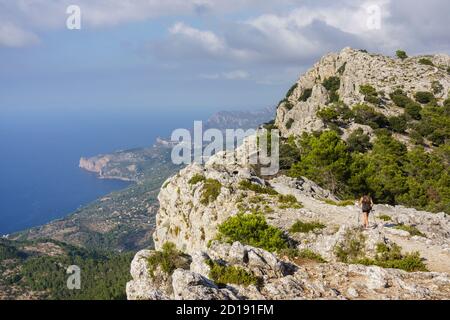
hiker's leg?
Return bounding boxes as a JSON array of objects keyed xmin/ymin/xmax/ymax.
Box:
[{"xmin": 364, "ymin": 212, "xmax": 369, "ymax": 228}]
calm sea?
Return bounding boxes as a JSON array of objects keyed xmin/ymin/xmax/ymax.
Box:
[{"xmin": 0, "ymin": 107, "xmax": 213, "ymax": 235}]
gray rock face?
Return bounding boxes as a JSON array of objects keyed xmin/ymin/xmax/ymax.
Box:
[{"xmin": 275, "ymin": 47, "xmax": 450, "ymax": 137}]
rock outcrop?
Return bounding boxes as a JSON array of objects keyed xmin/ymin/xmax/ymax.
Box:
[
  {"xmin": 276, "ymin": 47, "xmax": 450, "ymax": 137},
  {"xmin": 126, "ymin": 48, "xmax": 450, "ymax": 300}
]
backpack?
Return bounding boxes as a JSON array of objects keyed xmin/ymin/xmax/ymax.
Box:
[{"xmin": 361, "ymin": 196, "xmax": 372, "ymax": 212}]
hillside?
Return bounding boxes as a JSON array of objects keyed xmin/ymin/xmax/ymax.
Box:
[
  {"xmin": 126, "ymin": 48, "xmax": 450, "ymax": 300},
  {"xmin": 0, "ymin": 238, "xmax": 133, "ymax": 300}
]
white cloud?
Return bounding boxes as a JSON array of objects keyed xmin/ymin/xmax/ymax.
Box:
[
  {"xmin": 199, "ymin": 70, "xmax": 249, "ymax": 80},
  {"xmin": 0, "ymin": 23, "xmax": 39, "ymax": 47},
  {"xmin": 169, "ymin": 22, "xmax": 225, "ymax": 54}
]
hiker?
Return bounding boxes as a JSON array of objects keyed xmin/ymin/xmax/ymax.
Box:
[{"xmin": 359, "ymin": 195, "xmax": 374, "ymax": 229}]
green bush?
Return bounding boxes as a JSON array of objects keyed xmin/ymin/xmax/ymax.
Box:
[
  {"xmin": 390, "ymin": 89, "xmax": 413, "ymax": 108},
  {"xmin": 431, "ymin": 81, "xmax": 444, "ymax": 95},
  {"xmin": 278, "ymin": 194, "xmax": 303, "ymax": 209},
  {"xmin": 418, "ymin": 58, "xmax": 434, "ymax": 66},
  {"xmin": 286, "ymin": 83, "xmax": 298, "ymax": 98},
  {"xmin": 352, "ymin": 104, "xmax": 389, "ymax": 129},
  {"xmin": 388, "ymin": 115, "xmax": 408, "ymax": 133},
  {"xmin": 286, "ymin": 118, "xmax": 295, "ymax": 129},
  {"xmin": 405, "ymin": 102, "xmax": 422, "ymax": 120},
  {"xmin": 279, "ymin": 139, "xmax": 301, "ymax": 170},
  {"xmin": 396, "ymin": 50, "xmax": 408, "ymax": 60},
  {"xmin": 414, "ymin": 91, "xmax": 435, "ymax": 104},
  {"xmin": 357, "ymin": 243, "xmax": 428, "ymax": 272},
  {"xmin": 322, "ymin": 199, "xmax": 355, "ymax": 207},
  {"xmin": 360, "ymin": 84, "xmax": 381, "ymax": 105},
  {"xmin": 378, "ymin": 215, "xmax": 392, "ymax": 222},
  {"xmin": 298, "ymin": 88, "xmax": 312, "ymax": 102},
  {"xmin": 334, "ymin": 229, "xmax": 366, "ymax": 263},
  {"xmin": 239, "ymin": 180, "xmax": 278, "ymax": 195},
  {"xmin": 189, "ymin": 174, "xmax": 205, "ymax": 185},
  {"xmin": 207, "ymin": 260, "xmax": 260, "ymax": 287},
  {"xmin": 322, "ymin": 76, "xmax": 341, "ymax": 102},
  {"xmin": 280, "ymin": 248, "xmax": 326, "ymax": 263},
  {"xmin": 347, "ymin": 128, "xmax": 372, "ymax": 153},
  {"xmin": 216, "ymin": 213, "xmax": 288, "ymax": 252},
  {"xmin": 147, "ymin": 242, "xmax": 191, "ymax": 278},
  {"xmin": 289, "ymin": 220, "xmax": 325, "ymax": 233},
  {"xmin": 200, "ymin": 179, "xmax": 222, "ymax": 205},
  {"xmin": 394, "ymin": 224, "xmax": 426, "ymax": 237}
]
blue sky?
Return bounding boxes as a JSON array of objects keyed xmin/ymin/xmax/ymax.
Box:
[{"xmin": 1, "ymin": 0, "xmax": 449, "ymax": 113}]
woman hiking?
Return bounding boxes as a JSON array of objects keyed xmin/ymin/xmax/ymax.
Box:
[{"xmin": 359, "ymin": 195, "xmax": 374, "ymax": 229}]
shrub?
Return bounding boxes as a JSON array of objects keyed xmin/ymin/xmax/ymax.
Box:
[
  {"xmin": 405, "ymin": 102, "xmax": 422, "ymax": 120},
  {"xmin": 414, "ymin": 91, "xmax": 435, "ymax": 104},
  {"xmin": 357, "ymin": 242, "xmax": 428, "ymax": 272},
  {"xmin": 347, "ymin": 128, "xmax": 372, "ymax": 153},
  {"xmin": 286, "ymin": 118, "xmax": 295, "ymax": 129},
  {"xmin": 360, "ymin": 84, "xmax": 381, "ymax": 105},
  {"xmin": 289, "ymin": 220, "xmax": 326, "ymax": 233},
  {"xmin": 334, "ymin": 229, "xmax": 366, "ymax": 263},
  {"xmin": 378, "ymin": 215, "xmax": 392, "ymax": 222},
  {"xmin": 431, "ymin": 81, "xmax": 444, "ymax": 95},
  {"xmin": 390, "ymin": 89, "xmax": 412, "ymax": 108},
  {"xmin": 147, "ymin": 242, "xmax": 191, "ymax": 278},
  {"xmin": 322, "ymin": 76, "xmax": 341, "ymax": 102},
  {"xmin": 396, "ymin": 50, "xmax": 408, "ymax": 60},
  {"xmin": 286, "ymin": 83, "xmax": 298, "ymax": 98},
  {"xmin": 281, "ymin": 248, "xmax": 326, "ymax": 263},
  {"xmin": 216, "ymin": 213, "xmax": 288, "ymax": 252},
  {"xmin": 317, "ymin": 107, "xmax": 339, "ymax": 123},
  {"xmin": 388, "ymin": 115, "xmax": 408, "ymax": 133},
  {"xmin": 207, "ymin": 260, "xmax": 260, "ymax": 287},
  {"xmin": 200, "ymin": 179, "xmax": 222, "ymax": 205},
  {"xmin": 188, "ymin": 174, "xmax": 205, "ymax": 185},
  {"xmin": 394, "ymin": 224, "xmax": 426, "ymax": 237},
  {"xmin": 298, "ymin": 88, "xmax": 312, "ymax": 102},
  {"xmin": 418, "ymin": 58, "xmax": 434, "ymax": 66},
  {"xmin": 352, "ymin": 104, "xmax": 389, "ymax": 129},
  {"xmin": 322, "ymin": 199, "xmax": 356, "ymax": 207},
  {"xmin": 278, "ymin": 194, "xmax": 303, "ymax": 209},
  {"xmin": 239, "ymin": 180, "xmax": 278, "ymax": 195}
]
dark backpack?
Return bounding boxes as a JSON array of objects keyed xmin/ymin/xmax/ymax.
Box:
[{"xmin": 362, "ymin": 196, "xmax": 372, "ymax": 212}]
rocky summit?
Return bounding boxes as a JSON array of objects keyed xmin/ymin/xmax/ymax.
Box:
[{"xmin": 126, "ymin": 48, "xmax": 450, "ymax": 300}]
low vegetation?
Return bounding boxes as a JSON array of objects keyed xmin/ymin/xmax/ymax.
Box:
[
  {"xmin": 359, "ymin": 84, "xmax": 381, "ymax": 105},
  {"xmin": 147, "ymin": 242, "xmax": 191, "ymax": 278},
  {"xmin": 239, "ymin": 180, "xmax": 278, "ymax": 195},
  {"xmin": 322, "ymin": 76, "xmax": 341, "ymax": 103},
  {"xmin": 358, "ymin": 243, "xmax": 428, "ymax": 272},
  {"xmin": 378, "ymin": 215, "xmax": 392, "ymax": 222},
  {"xmin": 334, "ymin": 229, "xmax": 367, "ymax": 263},
  {"xmin": 322, "ymin": 199, "xmax": 355, "ymax": 207},
  {"xmin": 334, "ymin": 230, "xmax": 427, "ymax": 272},
  {"xmin": 418, "ymin": 58, "xmax": 434, "ymax": 67},
  {"xmin": 396, "ymin": 50, "xmax": 408, "ymax": 60},
  {"xmin": 290, "ymin": 220, "xmax": 326, "ymax": 234},
  {"xmin": 278, "ymin": 194, "xmax": 303, "ymax": 209},
  {"xmin": 280, "ymin": 248, "xmax": 326, "ymax": 263},
  {"xmin": 189, "ymin": 174, "xmax": 206, "ymax": 185},
  {"xmin": 200, "ymin": 179, "xmax": 222, "ymax": 205},
  {"xmin": 206, "ymin": 260, "xmax": 260, "ymax": 287},
  {"xmin": 394, "ymin": 224, "xmax": 426, "ymax": 237},
  {"xmin": 298, "ymin": 88, "xmax": 312, "ymax": 102},
  {"xmin": 216, "ymin": 213, "xmax": 288, "ymax": 252}
]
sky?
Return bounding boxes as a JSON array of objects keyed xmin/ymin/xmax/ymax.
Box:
[{"xmin": 0, "ymin": 0, "xmax": 449, "ymax": 113}]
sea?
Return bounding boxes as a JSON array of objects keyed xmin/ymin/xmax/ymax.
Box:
[{"xmin": 0, "ymin": 107, "xmax": 215, "ymax": 235}]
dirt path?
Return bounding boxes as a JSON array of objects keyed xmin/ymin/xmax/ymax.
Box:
[{"xmin": 272, "ymin": 184, "xmax": 450, "ymax": 274}]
